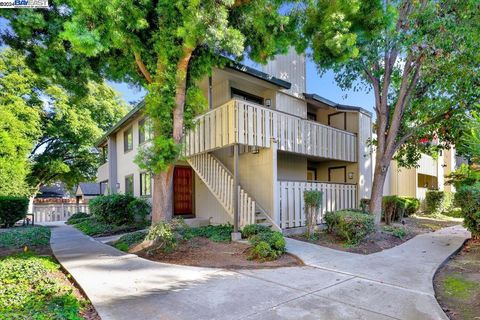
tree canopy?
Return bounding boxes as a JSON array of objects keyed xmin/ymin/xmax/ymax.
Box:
[
  {"xmin": 300, "ymin": 0, "xmax": 480, "ymax": 220},
  {"xmin": 0, "ymin": 48, "xmax": 128, "ymax": 196},
  {"xmin": 1, "ymin": 0, "xmax": 300, "ymax": 220}
]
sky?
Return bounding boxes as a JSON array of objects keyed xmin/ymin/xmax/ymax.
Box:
[{"xmin": 0, "ymin": 17, "xmax": 374, "ymax": 113}]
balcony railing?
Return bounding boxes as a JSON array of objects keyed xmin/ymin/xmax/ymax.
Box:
[{"xmin": 184, "ymin": 99, "xmax": 357, "ymax": 162}]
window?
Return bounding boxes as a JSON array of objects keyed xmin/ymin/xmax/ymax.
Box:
[
  {"xmin": 100, "ymin": 146, "xmax": 108, "ymax": 164},
  {"xmin": 124, "ymin": 126, "xmax": 133, "ymax": 152},
  {"xmin": 231, "ymin": 88, "xmax": 264, "ymax": 105},
  {"xmin": 307, "ymin": 167, "xmax": 317, "ymax": 181},
  {"xmin": 125, "ymin": 175, "xmax": 134, "ymax": 195},
  {"xmin": 139, "ymin": 118, "xmax": 153, "ymax": 144},
  {"xmin": 307, "ymin": 112, "xmax": 317, "ymax": 122},
  {"xmin": 140, "ymin": 172, "xmax": 152, "ymax": 196}
]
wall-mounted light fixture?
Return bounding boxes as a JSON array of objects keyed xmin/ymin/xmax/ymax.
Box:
[
  {"xmin": 265, "ymin": 99, "xmax": 272, "ymax": 108},
  {"xmin": 348, "ymin": 172, "xmax": 354, "ymax": 180}
]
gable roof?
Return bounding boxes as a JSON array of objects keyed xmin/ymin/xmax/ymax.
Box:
[
  {"xmin": 304, "ymin": 93, "xmax": 373, "ymax": 117},
  {"xmin": 96, "ymin": 60, "xmax": 291, "ymax": 147},
  {"xmin": 77, "ymin": 182, "xmax": 101, "ymax": 196}
]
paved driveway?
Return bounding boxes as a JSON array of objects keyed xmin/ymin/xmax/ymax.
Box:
[{"xmin": 47, "ymin": 222, "xmax": 469, "ymax": 320}]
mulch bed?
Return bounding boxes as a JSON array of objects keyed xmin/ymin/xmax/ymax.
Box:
[
  {"xmin": 135, "ymin": 237, "xmax": 303, "ymax": 269},
  {"xmin": 290, "ymin": 215, "xmax": 462, "ymax": 255},
  {"xmin": 434, "ymin": 239, "xmax": 480, "ymax": 320},
  {"xmin": 0, "ymin": 245, "xmax": 100, "ymax": 320}
]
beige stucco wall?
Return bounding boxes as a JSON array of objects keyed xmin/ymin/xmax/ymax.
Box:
[
  {"xmin": 96, "ymin": 162, "xmax": 109, "ymax": 183},
  {"xmin": 277, "ymin": 152, "xmax": 307, "ymax": 181}
]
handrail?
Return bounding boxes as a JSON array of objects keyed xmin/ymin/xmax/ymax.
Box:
[
  {"xmin": 278, "ymin": 179, "xmax": 358, "ymax": 186},
  {"xmin": 210, "ymin": 154, "xmax": 282, "ymax": 231}
]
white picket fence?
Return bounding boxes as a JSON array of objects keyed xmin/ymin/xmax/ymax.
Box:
[
  {"xmin": 188, "ymin": 153, "xmax": 257, "ymax": 227},
  {"xmin": 277, "ymin": 180, "xmax": 357, "ymax": 229},
  {"xmin": 31, "ymin": 204, "xmax": 89, "ymax": 223},
  {"xmin": 184, "ymin": 99, "xmax": 357, "ymax": 162}
]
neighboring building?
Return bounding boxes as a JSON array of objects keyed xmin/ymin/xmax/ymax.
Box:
[
  {"xmin": 96, "ymin": 49, "xmax": 373, "ymax": 231},
  {"xmin": 34, "ymin": 182, "xmax": 75, "ymax": 204},
  {"xmin": 75, "ymin": 182, "xmax": 106, "ymax": 203},
  {"xmin": 383, "ymin": 147, "xmax": 465, "ymax": 200}
]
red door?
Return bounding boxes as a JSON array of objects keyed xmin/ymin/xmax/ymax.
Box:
[{"xmin": 173, "ymin": 166, "xmax": 193, "ymax": 216}]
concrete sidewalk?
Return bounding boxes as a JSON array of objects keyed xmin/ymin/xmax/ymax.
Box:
[{"xmin": 47, "ymin": 222, "xmax": 469, "ymax": 320}]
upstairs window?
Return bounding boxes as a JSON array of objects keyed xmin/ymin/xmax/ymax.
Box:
[
  {"xmin": 124, "ymin": 126, "xmax": 133, "ymax": 152},
  {"xmin": 231, "ymin": 88, "xmax": 264, "ymax": 105},
  {"xmin": 139, "ymin": 118, "xmax": 153, "ymax": 144}
]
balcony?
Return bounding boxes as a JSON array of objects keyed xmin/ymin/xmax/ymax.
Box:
[
  {"xmin": 184, "ymin": 99, "xmax": 357, "ymax": 162},
  {"xmin": 97, "ymin": 162, "xmax": 109, "ymax": 182}
]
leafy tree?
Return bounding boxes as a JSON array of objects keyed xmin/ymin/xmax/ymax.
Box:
[
  {"xmin": 0, "ymin": 49, "xmax": 42, "ymax": 196},
  {"xmin": 301, "ymin": 0, "xmax": 480, "ymax": 222},
  {"xmin": 28, "ymin": 81, "xmax": 128, "ymax": 193},
  {"xmin": 1, "ymin": 1, "xmax": 299, "ymax": 222},
  {"xmin": 0, "ymin": 48, "xmax": 127, "ymax": 196}
]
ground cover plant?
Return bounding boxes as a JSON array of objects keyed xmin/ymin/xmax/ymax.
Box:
[
  {"xmin": 241, "ymin": 224, "xmax": 286, "ymax": 261},
  {"xmin": 71, "ymin": 216, "xmax": 148, "ymax": 237},
  {"xmin": 0, "ymin": 226, "xmax": 50, "ymax": 248}
]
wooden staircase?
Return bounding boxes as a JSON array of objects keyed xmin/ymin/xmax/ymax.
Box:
[{"xmin": 187, "ymin": 153, "xmax": 280, "ymax": 230}]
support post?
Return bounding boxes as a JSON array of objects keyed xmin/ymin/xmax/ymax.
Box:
[
  {"xmin": 208, "ymin": 76, "xmax": 213, "ymax": 110},
  {"xmin": 107, "ymin": 136, "xmax": 118, "ymax": 194},
  {"xmin": 232, "ymin": 144, "xmax": 241, "ymax": 240}
]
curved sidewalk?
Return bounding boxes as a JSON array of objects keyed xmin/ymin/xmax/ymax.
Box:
[{"xmin": 48, "ymin": 222, "xmax": 469, "ymax": 320}]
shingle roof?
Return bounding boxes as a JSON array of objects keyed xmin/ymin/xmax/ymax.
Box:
[{"xmin": 78, "ymin": 182, "xmax": 101, "ymax": 196}]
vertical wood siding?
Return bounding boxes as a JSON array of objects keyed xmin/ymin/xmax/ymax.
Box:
[{"xmin": 277, "ymin": 181, "xmax": 357, "ymax": 229}]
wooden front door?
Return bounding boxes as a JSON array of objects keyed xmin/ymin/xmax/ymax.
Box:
[{"xmin": 173, "ymin": 166, "xmax": 194, "ymax": 216}]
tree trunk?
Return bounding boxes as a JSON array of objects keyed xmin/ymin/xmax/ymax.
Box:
[
  {"xmin": 150, "ymin": 46, "xmax": 193, "ymax": 225},
  {"xmin": 370, "ymin": 158, "xmax": 389, "ymax": 224},
  {"xmin": 152, "ymin": 165, "xmax": 174, "ymax": 223}
]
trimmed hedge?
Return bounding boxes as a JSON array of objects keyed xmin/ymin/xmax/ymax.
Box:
[
  {"xmin": 425, "ymin": 190, "xmax": 453, "ymax": 215},
  {"xmin": 455, "ymin": 183, "xmax": 480, "ymax": 239},
  {"xmin": 89, "ymin": 194, "xmax": 150, "ymax": 225},
  {"xmin": 325, "ymin": 210, "xmax": 374, "ymax": 245},
  {"xmin": 0, "ymin": 196, "xmax": 29, "ymax": 227}
]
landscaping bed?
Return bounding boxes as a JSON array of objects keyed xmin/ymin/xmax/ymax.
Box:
[
  {"xmin": 112, "ymin": 223, "xmax": 302, "ymax": 269},
  {"xmin": 0, "ymin": 226, "xmax": 99, "ymax": 320},
  {"xmin": 434, "ymin": 239, "xmax": 480, "ymax": 320},
  {"xmin": 290, "ymin": 214, "xmax": 462, "ymax": 255},
  {"xmin": 136, "ymin": 237, "xmax": 301, "ymax": 269}
]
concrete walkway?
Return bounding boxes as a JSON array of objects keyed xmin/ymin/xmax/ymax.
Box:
[{"xmin": 48, "ymin": 222, "xmax": 470, "ymax": 320}]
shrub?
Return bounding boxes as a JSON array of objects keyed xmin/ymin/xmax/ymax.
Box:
[
  {"xmin": 241, "ymin": 224, "xmax": 271, "ymax": 238},
  {"xmin": 304, "ymin": 190, "xmax": 322, "ymax": 239},
  {"xmin": 360, "ymin": 198, "xmax": 370, "ymax": 213},
  {"xmin": 382, "ymin": 196, "xmax": 404, "ymax": 224},
  {"xmin": 66, "ymin": 212, "xmax": 90, "ymax": 225},
  {"xmin": 402, "ymin": 197, "xmax": 420, "ymax": 216},
  {"xmin": 146, "ymin": 222, "xmax": 178, "ymax": 252},
  {"xmin": 455, "ymin": 183, "xmax": 480, "ymax": 239},
  {"xmin": 248, "ymin": 231, "xmax": 286, "ymax": 261},
  {"xmin": 0, "ymin": 196, "xmax": 29, "ymax": 227},
  {"xmin": 89, "ymin": 194, "xmax": 149, "ymax": 225},
  {"xmin": 127, "ymin": 198, "xmax": 151, "ymax": 222},
  {"xmin": 324, "ymin": 210, "xmax": 375, "ymax": 245},
  {"xmin": 72, "ymin": 217, "xmax": 144, "ymax": 236},
  {"xmin": 66, "ymin": 216, "xmax": 92, "ymax": 225},
  {"xmin": 181, "ymin": 224, "xmax": 233, "ymax": 242},
  {"xmin": 425, "ymin": 190, "xmax": 453, "ymax": 215},
  {"xmin": 0, "ymin": 226, "xmax": 51, "ymax": 248},
  {"xmin": 114, "ymin": 242, "xmax": 129, "ymax": 252}
]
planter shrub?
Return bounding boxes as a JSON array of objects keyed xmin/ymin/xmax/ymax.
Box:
[
  {"xmin": 89, "ymin": 194, "xmax": 149, "ymax": 225},
  {"xmin": 0, "ymin": 196, "xmax": 29, "ymax": 227},
  {"xmin": 402, "ymin": 197, "xmax": 420, "ymax": 216},
  {"xmin": 425, "ymin": 190, "xmax": 453, "ymax": 215},
  {"xmin": 304, "ymin": 190, "xmax": 322, "ymax": 239},
  {"xmin": 325, "ymin": 210, "xmax": 374, "ymax": 245},
  {"xmin": 455, "ymin": 183, "xmax": 480, "ymax": 239},
  {"xmin": 248, "ymin": 230, "xmax": 286, "ymax": 261},
  {"xmin": 360, "ymin": 198, "xmax": 370, "ymax": 213},
  {"xmin": 241, "ymin": 224, "xmax": 271, "ymax": 238},
  {"xmin": 66, "ymin": 212, "xmax": 90, "ymax": 225}
]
